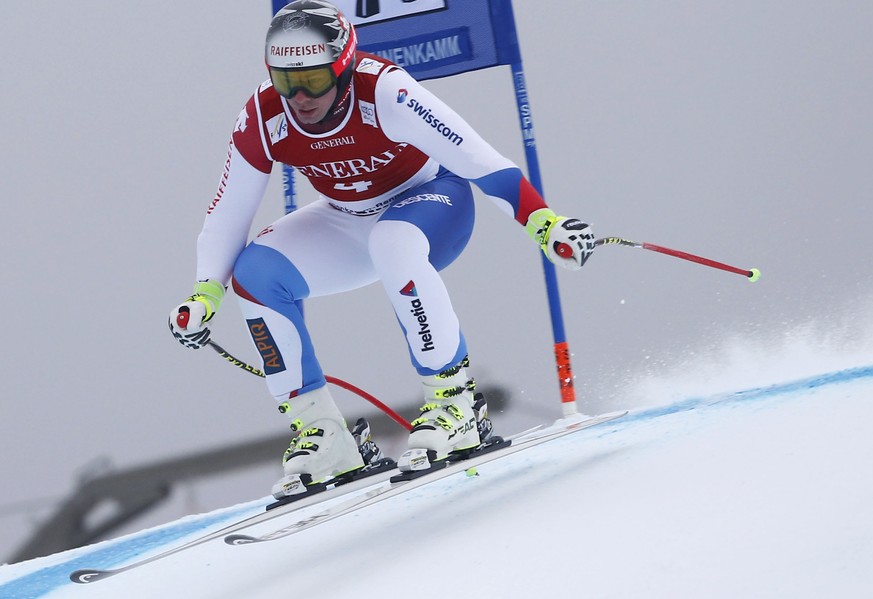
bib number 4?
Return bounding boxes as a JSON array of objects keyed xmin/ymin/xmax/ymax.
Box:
[{"xmin": 334, "ymin": 181, "xmax": 373, "ymax": 193}]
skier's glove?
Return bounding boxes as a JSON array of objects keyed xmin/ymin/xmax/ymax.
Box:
[
  {"xmin": 168, "ymin": 279, "xmax": 226, "ymax": 349},
  {"xmin": 525, "ymin": 208, "xmax": 595, "ymax": 271}
]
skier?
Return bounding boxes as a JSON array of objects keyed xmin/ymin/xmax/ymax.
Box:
[{"xmin": 168, "ymin": 0, "xmax": 595, "ymax": 493}]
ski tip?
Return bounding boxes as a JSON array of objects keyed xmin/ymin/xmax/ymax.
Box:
[
  {"xmin": 70, "ymin": 568, "xmax": 114, "ymax": 584},
  {"xmin": 224, "ymin": 534, "xmax": 258, "ymax": 546}
]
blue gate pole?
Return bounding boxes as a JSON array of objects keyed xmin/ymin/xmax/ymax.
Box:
[{"xmin": 499, "ymin": 1, "xmax": 579, "ymax": 416}]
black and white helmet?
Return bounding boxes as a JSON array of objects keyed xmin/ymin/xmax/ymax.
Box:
[{"xmin": 266, "ymin": 0, "xmax": 357, "ymax": 99}]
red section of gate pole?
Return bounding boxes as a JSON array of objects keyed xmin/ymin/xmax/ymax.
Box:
[{"xmin": 554, "ymin": 341, "xmax": 577, "ymax": 414}]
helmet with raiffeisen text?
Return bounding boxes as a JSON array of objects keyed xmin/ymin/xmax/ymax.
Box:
[{"xmin": 265, "ymin": 0, "xmax": 357, "ymax": 100}]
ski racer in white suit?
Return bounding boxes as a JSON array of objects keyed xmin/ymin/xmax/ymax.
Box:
[{"xmin": 169, "ymin": 0, "xmax": 595, "ymax": 493}]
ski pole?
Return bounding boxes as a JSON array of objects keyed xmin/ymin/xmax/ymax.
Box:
[
  {"xmin": 595, "ymin": 237, "xmax": 761, "ymax": 281},
  {"xmin": 205, "ymin": 338, "xmax": 412, "ymax": 431}
]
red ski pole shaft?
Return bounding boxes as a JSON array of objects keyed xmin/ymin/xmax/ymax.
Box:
[
  {"xmin": 206, "ymin": 340, "xmax": 411, "ymax": 430},
  {"xmin": 595, "ymin": 237, "xmax": 761, "ymax": 281},
  {"xmin": 325, "ymin": 375, "xmax": 412, "ymax": 431}
]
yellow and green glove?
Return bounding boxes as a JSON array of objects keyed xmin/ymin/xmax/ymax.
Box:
[
  {"xmin": 168, "ymin": 279, "xmax": 226, "ymax": 349},
  {"xmin": 525, "ymin": 208, "xmax": 595, "ymax": 271}
]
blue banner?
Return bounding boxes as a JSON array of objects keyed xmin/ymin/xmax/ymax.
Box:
[{"xmin": 272, "ymin": 0, "xmax": 521, "ymax": 81}]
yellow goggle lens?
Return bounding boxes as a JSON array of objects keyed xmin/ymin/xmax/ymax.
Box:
[{"xmin": 270, "ymin": 67, "xmax": 336, "ymax": 98}]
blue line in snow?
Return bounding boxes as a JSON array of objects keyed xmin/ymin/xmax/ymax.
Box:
[{"xmin": 621, "ymin": 364, "xmax": 873, "ymax": 425}]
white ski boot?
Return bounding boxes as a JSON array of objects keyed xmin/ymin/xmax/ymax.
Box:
[
  {"xmin": 400, "ymin": 358, "xmax": 482, "ymax": 472},
  {"xmin": 271, "ymin": 385, "xmax": 365, "ymax": 498}
]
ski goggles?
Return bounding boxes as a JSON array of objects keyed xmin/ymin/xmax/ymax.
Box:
[{"xmin": 269, "ymin": 66, "xmax": 337, "ymax": 99}]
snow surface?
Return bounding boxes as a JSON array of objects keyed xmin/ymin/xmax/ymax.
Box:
[{"xmin": 1, "ymin": 357, "xmax": 872, "ymax": 598}]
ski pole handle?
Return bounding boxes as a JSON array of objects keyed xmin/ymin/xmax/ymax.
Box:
[{"xmin": 595, "ymin": 237, "xmax": 761, "ymax": 282}]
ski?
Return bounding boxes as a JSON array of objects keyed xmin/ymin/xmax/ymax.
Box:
[
  {"xmin": 267, "ymin": 456, "xmax": 396, "ymax": 511},
  {"xmin": 68, "ymin": 427, "xmax": 537, "ymax": 585},
  {"xmin": 68, "ymin": 412, "xmax": 623, "ymax": 583},
  {"xmin": 68, "ymin": 461, "xmax": 400, "ymax": 584},
  {"xmin": 224, "ymin": 410, "xmax": 628, "ymax": 546}
]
